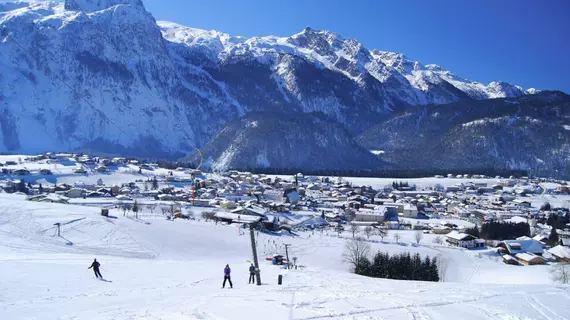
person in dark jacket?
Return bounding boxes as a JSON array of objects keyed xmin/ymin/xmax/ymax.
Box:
[
  {"xmin": 248, "ymin": 263, "xmax": 256, "ymax": 284},
  {"xmin": 88, "ymin": 259, "xmax": 103, "ymax": 278},
  {"xmin": 222, "ymin": 264, "xmax": 233, "ymax": 288}
]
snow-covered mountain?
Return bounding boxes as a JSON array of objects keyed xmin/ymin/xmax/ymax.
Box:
[
  {"xmin": 0, "ymin": 0, "xmax": 545, "ymax": 170},
  {"xmin": 358, "ymin": 91, "xmax": 570, "ymax": 179},
  {"xmin": 191, "ymin": 112, "xmax": 383, "ymax": 171}
]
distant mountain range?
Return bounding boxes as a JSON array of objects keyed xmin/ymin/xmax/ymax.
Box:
[{"xmin": 0, "ymin": 0, "xmax": 567, "ymax": 177}]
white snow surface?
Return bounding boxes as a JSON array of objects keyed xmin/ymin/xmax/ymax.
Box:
[{"xmin": 1, "ymin": 190, "xmax": 569, "ymax": 319}]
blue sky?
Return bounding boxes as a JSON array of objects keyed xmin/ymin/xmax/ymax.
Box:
[{"xmin": 141, "ymin": 0, "xmax": 570, "ymax": 93}]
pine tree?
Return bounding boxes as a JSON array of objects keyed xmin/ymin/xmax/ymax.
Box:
[
  {"xmin": 549, "ymin": 227, "xmax": 559, "ymax": 246},
  {"xmin": 411, "ymin": 253, "xmax": 423, "ymax": 280},
  {"xmin": 465, "ymin": 227, "xmax": 480, "ymax": 238},
  {"xmin": 422, "ymin": 256, "xmax": 432, "ymax": 280},
  {"xmin": 431, "ymin": 257, "xmax": 440, "ymax": 282},
  {"xmin": 17, "ymin": 179, "xmax": 27, "ymax": 194},
  {"xmin": 356, "ymin": 257, "xmax": 372, "ymax": 276}
]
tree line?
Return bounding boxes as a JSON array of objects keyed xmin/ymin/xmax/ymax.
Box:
[
  {"xmin": 126, "ymin": 158, "xmax": 529, "ymax": 179},
  {"xmin": 476, "ymin": 222, "xmax": 530, "ymax": 240},
  {"xmin": 229, "ymin": 167, "xmax": 528, "ymax": 179},
  {"xmin": 359, "ymin": 251, "xmax": 439, "ymax": 282},
  {"xmin": 344, "ymin": 240, "xmax": 439, "ymax": 282}
]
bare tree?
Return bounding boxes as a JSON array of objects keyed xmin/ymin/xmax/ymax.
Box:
[
  {"xmin": 363, "ymin": 226, "xmax": 374, "ymax": 240},
  {"xmin": 550, "ymin": 264, "xmax": 570, "ymax": 284},
  {"xmin": 121, "ymin": 203, "xmax": 132, "ymax": 217},
  {"xmin": 415, "ymin": 230, "xmax": 424, "ymax": 244},
  {"xmin": 350, "ymin": 224, "xmax": 360, "ymax": 239},
  {"xmin": 433, "ymin": 235, "xmax": 444, "ymax": 245},
  {"xmin": 337, "ymin": 225, "xmax": 343, "ymax": 236},
  {"xmin": 201, "ymin": 211, "xmax": 217, "ymax": 222},
  {"xmin": 376, "ymin": 228, "xmax": 388, "ymax": 241},
  {"xmin": 344, "ymin": 208, "xmax": 356, "ymax": 222},
  {"xmin": 148, "ymin": 204, "xmax": 157, "ymax": 216},
  {"xmin": 342, "ymin": 239, "xmax": 370, "ymax": 274},
  {"xmin": 393, "ymin": 232, "xmax": 401, "ymax": 243}
]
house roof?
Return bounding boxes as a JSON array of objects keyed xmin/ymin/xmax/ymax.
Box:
[
  {"xmin": 506, "ymin": 216, "xmax": 528, "ymax": 224},
  {"xmin": 446, "ymin": 231, "xmax": 477, "ymax": 241},
  {"xmin": 502, "ymin": 254, "xmax": 518, "ymax": 262},
  {"xmin": 514, "ymin": 253, "xmax": 545, "ymax": 262},
  {"xmin": 500, "ymin": 240, "xmax": 544, "ymax": 254},
  {"xmin": 231, "ymin": 204, "xmax": 267, "ymax": 216},
  {"xmin": 532, "ymin": 234, "xmax": 549, "ymax": 242},
  {"xmin": 214, "ymin": 211, "xmax": 262, "ymax": 223},
  {"xmin": 548, "ymin": 245, "xmax": 570, "ymax": 259}
]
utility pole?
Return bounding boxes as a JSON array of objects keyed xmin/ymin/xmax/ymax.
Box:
[
  {"xmin": 54, "ymin": 223, "xmax": 60, "ymax": 237},
  {"xmin": 284, "ymin": 244, "xmax": 291, "ymax": 269},
  {"xmin": 249, "ymin": 223, "xmax": 262, "ymax": 285}
]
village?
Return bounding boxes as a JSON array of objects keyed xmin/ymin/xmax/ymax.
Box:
[{"xmin": 1, "ymin": 152, "xmax": 570, "ymax": 271}]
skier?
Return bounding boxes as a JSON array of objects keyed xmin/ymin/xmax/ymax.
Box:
[
  {"xmin": 248, "ymin": 263, "xmax": 256, "ymax": 284},
  {"xmin": 88, "ymin": 258, "xmax": 103, "ymax": 279},
  {"xmin": 222, "ymin": 264, "xmax": 233, "ymax": 288}
]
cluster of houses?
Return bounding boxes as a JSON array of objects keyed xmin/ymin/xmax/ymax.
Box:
[{"xmin": 1, "ymin": 153, "xmax": 569, "ymax": 266}]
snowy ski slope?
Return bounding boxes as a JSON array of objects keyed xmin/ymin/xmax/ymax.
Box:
[{"xmin": 1, "ymin": 193, "xmax": 569, "ymax": 319}]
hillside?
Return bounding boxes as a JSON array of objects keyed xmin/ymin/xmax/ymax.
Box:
[
  {"xmin": 1, "ymin": 192, "xmax": 568, "ymax": 319},
  {"xmin": 358, "ymin": 91, "xmax": 570, "ymax": 179},
  {"xmin": 192, "ymin": 112, "xmax": 383, "ymax": 171}
]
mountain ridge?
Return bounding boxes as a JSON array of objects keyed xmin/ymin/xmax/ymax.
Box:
[{"xmin": 0, "ymin": 0, "xmax": 565, "ymax": 177}]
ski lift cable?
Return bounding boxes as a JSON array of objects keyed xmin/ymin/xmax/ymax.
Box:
[
  {"xmin": 0, "ymin": 29, "xmax": 157, "ymax": 160},
  {"xmin": 67, "ymin": 0, "xmax": 202, "ymax": 164}
]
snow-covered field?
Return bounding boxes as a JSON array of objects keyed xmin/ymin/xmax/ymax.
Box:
[{"xmin": 1, "ymin": 193, "xmax": 569, "ymax": 319}]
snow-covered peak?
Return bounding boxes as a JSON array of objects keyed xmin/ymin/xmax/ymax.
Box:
[
  {"xmin": 425, "ymin": 64, "xmax": 445, "ymax": 72},
  {"xmin": 64, "ymin": 0, "xmax": 145, "ymax": 12},
  {"xmin": 290, "ymin": 26, "xmax": 341, "ymax": 42},
  {"xmin": 158, "ymin": 21, "xmax": 237, "ymax": 51},
  {"xmin": 525, "ymin": 88, "xmax": 541, "ymax": 95},
  {"xmin": 486, "ymin": 81, "xmax": 524, "ymax": 98}
]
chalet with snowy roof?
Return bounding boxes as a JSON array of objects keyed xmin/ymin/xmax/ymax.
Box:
[
  {"xmin": 40, "ymin": 194, "xmax": 69, "ymax": 204},
  {"xmin": 532, "ymin": 234, "xmax": 549, "ymax": 243},
  {"xmin": 497, "ymin": 240, "xmax": 544, "ymax": 256},
  {"xmin": 283, "ymin": 188, "xmax": 300, "ymax": 204},
  {"xmin": 511, "ymin": 199, "xmax": 532, "ymax": 209},
  {"xmin": 354, "ymin": 205, "xmax": 398, "ymax": 223},
  {"xmin": 231, "ymin": 204, "xmax": 267, "ymax": 217},
  {"xmin": 445, "ymin": 231, "xmax": 485, "ymax": 249},
  {"xmin": 514, "ymin": 253, "xmax": 546, "ymax": 265},
  {"xmin": 12, "ymin": 169, "xmax": 31, "ymax": 176},
  {"xmin": 502, "ymin": 254, "xmax": 521, "ymax": 265},
  {"xmin": 548, "ymin": 245, "xmax": 570, "ymax": 262},
  {"xmin": 66, "ymin": 188, "xmax": 85, "ymax": 198},
  {"xmin": 214, "ymin": 211, "xmax": 262, "ymax": 224}
]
